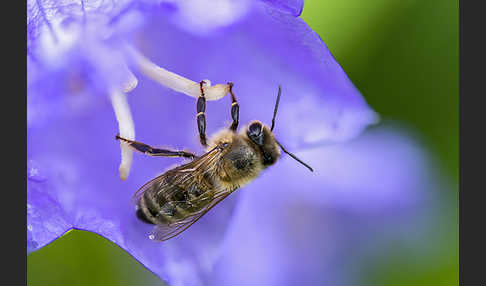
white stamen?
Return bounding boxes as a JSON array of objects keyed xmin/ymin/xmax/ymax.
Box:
[
  {"xmin": 124, "ymin": 46, "xmax": 230, "ymax": 100},
  {"xmin": 120, "ymin": 61, "xmax": 138, "ymax": 93},
  {"xmin": 110, "ymin": 90, "xmax": 135, "ymax": 180}
]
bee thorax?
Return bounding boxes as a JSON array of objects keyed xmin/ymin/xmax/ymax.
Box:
[{"xmin": 217, "ymin": 144, "xmax": 262, "ymax": 187}]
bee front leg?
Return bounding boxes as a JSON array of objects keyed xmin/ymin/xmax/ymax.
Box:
[{"xmin": 115, "ymin": 135, "xmax": 197, "ymax": 159}]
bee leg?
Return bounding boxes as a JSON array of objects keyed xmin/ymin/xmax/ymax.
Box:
[
  {"xmin": 197, "ymin": 80, "xmax": 208, "ymax": 147},
  {"xmin": 115, "ymin": 135, "xmax": 197, "ymax": 159},
  {"xmin": 228, "ymin": 82, "xmax": 239, "ymax": 132}
]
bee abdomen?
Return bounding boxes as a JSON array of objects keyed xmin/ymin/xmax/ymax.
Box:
[
  {"xmin": 136, "ymin": 192, "xmax": 194, "ymax": 225},
  {"xmin": 135, "ymin": 177, "xmax": 215, "ymax": 225},
  {"xmin": 153, "ymin": 202, "xmax": 193, "ymax": 223},
  {"xmin": 136, "ymin": 207, "xmax": 154, "ymax": 224},
  {"xmin": 136, "ymin": 192, "xmax": 161, "ymax": 224}
]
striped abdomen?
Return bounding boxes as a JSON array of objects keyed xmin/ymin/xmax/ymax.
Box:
[{"xmin": 136, "ymin": 171, "xmax": 215, "ymax": 225}]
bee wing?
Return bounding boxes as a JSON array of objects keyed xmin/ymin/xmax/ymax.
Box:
[
  {"xmin": 131, "ymin": 174, "xmax": 165, "ymax": 206},
  {"xmin": 131, "ymin": 146, "xmax": 222, "ymax": 205},
  {"xmin": 149, "ymin": 190, "xmax": 232, "ymax": 241}
]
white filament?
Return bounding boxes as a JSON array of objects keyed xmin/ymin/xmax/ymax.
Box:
[
  {"xmin": 124, "ymin": 46, "xmax": 230, "ymax": 100},
  {"xmin": 110, "ymin": 90, "xmax": 135, "ymax": 180},
  {"xmin": 120, "ymin": 60, "xmax": 138, "ymax": 93}
]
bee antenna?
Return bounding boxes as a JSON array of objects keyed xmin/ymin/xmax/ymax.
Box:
[
  {"xmin": 270, "ymin": 85, "xmax": 282, "ymax": 132},
  {"xmin": 276, "ymin": 140, "xmax": 314, "ymax": 172}
]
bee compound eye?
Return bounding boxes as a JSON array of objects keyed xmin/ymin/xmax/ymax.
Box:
[
  {"xmin": 248, "ymin": 122, "xmax": 262, "ymax": 136},
  {"xmin": 221, "ymin": 142, "xmax": 229, "ymax": 148}
]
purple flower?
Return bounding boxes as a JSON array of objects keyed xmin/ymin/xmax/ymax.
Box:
[{"xmin": 25, "ymin": 0, "xmax": 438, "ymax": 285}]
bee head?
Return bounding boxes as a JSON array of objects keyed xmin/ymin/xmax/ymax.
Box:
[
  {"xmin": 245, "ymin": 120, "xmax": 280, "ymax": 166},
  {"xmin": 247, "ymin": 121, "xmax": 264, "ymax": 146},
  {"xmin": 247, "ymin": 85, "xmax": 314, "ymax": 172}
]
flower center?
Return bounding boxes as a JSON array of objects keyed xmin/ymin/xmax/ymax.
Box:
[{"xmin": 110, "ymin": 45, "xmax": 232, "ymax": 180}]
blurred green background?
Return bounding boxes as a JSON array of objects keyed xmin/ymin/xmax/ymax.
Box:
[{"xmin": 27, "ymin": 0, "xmax": 458, "ymax": 285}]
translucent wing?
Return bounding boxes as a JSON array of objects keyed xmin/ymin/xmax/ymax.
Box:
[
  {"xmin": 131, "ymin": 146, "xmax": 222, "ymax": 206},
  {"xmin": 131, "ymin": 145, "xmax": 232, "ymax": 241},
  {"xmin": 149, "ymin": 191, "xmax": 232, "ymax": 241},
  {"xmin": 131, "ymin": 173, "xmax": 165, "ymax": 206}
]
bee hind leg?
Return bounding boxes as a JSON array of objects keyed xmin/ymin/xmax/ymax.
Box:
[{"xmin": 115, "ymin": 135, "xmax": 197, "ymax": 159}]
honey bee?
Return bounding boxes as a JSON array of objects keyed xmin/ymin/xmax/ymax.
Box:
[{"xmin": 116, "ymin": 81, "xmax": 313, "ymax": 241}]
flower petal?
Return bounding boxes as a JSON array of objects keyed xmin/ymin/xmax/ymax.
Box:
[
  {"xmin": 208, "ymin": 127, "xmax": 436, "ymax": 286},
  {"xmin": 27, "ymin": 159, "xmax": 72, "ymax": 253},
  {"xmin": 165, "ymin": 0, "xmax": 253, "ymax": 35},
  {"xmin": 261, "ymin": 0, "xmax": 304, "ymax": 16}
]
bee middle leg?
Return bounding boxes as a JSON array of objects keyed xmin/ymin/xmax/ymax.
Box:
[
  {"xmin": 115, "ymin": 135, "xmax": 197, "ymax": 159},
  {"xmin": 228, "ymin": 82, "xmax": 239, "ymax": 132},
  {"xmin": 197, "ymin": 81, "xmax": 208, "ymax": 147}
]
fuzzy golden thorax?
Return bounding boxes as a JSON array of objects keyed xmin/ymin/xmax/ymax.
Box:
[{"xmin": 206, "ymin": 121, "xmax": 281, "ymax": 189}]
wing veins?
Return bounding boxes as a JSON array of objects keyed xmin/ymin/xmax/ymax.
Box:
[{"xmin": 150, "ymin": 192, "xmax": 232, "ymax": 241}]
